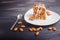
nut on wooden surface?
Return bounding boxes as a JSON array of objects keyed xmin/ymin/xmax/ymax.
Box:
[
  {"xmin": 29, "ymin": 28, "xmax": 33, "ymax": 32},
  {"xmin": 52, "ymin": 27, "xmax": 56, "ymax": 31},
  {"xmin": 13, "ymin": 27, "xmax": 18, "ymax": 32},
  {"xmin": 37, "ymin": 27, "xmax": 43, "ymax": 31},
  {"xmin": 18, "ymin": 21, "xmax": 22, "ymax": 24},
  {"xmin": 48, "ymin": 27, "xmax": 52, "ymax": 30},
  {"xmin": 19, "ymin": 28, "xmax": 24, "ymax": 32},
  {"xmin": 35, "ymin": 31, "xmax": 40, "ymax": 36},
  {"xmin": 20, "ymin": 25, "xmax": 26, "ymax": 28},
  {"xmin": 32, "ymin": 27, "xmax": 37, "ymax": 32}
]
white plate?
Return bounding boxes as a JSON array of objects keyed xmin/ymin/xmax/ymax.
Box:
[{"xmin": 24, "ymin": 8, "xmax": 60, "ymax": 26}]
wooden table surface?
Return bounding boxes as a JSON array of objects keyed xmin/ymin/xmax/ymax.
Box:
[{"xmin": 0, "ymin": 0, "xmax": 60, "ymax": 40}]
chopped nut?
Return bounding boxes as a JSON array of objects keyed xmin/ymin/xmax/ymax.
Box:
[
  {"xmin": 52, "ymin": 27, "xmax": 56, "ymax": 31},
  {"xmin": 48, "ymin": 27, "xmax": 52, "ymax": 30},
  {"xmin": 19, "ymin": 28, "xmax": 24, "ymax": 32},
  {"xmin": 20, "ymin": 25, "xmax": 26, "ymax": 28},
  {"xmin": 35, "ymin": 31, "xmax": 40, "ymax": 36},
  {"xmin": 18, "ymin": 21, "xmax": 22, "ymax": 24},
  {"xmin": 13, "ymin": 27, "xmax": 18, "ymax": 32}
]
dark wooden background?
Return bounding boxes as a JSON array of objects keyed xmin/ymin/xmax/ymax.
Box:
[{"xmin": 0, "ymin": 0, "xmax": 60, "ymax": 17}]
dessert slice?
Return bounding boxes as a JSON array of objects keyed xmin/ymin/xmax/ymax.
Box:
[{"xmin": 29, "ymin": 3, "xmax": 51, "ymax": 21}]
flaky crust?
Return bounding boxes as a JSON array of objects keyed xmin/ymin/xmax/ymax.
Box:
[{"xmin": 29, "ymin": 3, "xmax": 51, "ymax": 20}]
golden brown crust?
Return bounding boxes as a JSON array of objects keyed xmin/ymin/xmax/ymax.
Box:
[{"xmin": 29, "ymin": 3, "xmax": 51, "ymax": 21}]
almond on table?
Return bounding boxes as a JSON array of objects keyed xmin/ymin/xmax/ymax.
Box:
[
  {"xmin": 29, "ymin": 27, "xmax": 36, "ymax": 32},
  {"xmin": 31, "ymin": 27, "xmax": 37, "ymax": 32},
  {"xmin": 20, "ymin": 25, "xmax": 26, "ymax": 28},
  {"xmin": 29, "ymin": 27, "xmax": 33, "ymax": 32},
  {"xmin": 37, "ymin": 27, "xmax": 43, "ymax": 31},
  {"xmin": 52, "ymin": 27, "xmax": 56, "ymax": 31},
  {"xmin": 35, "ymin": 31, "xmax": 40, "ymax": 36},
  {"xmin": 17, "ymin": 21, "xmax": 22, "ymax": 24},
  {"xmin": 13, "ymin": 27, "xmax": 18, "ymax": 32},
  {"xmin": 19, "ymin": 28, "xmax": 24, "ymax": 32},
  {"xmin": 48, "ymin": 27, "xmax": 52, "ymax": 30}
]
